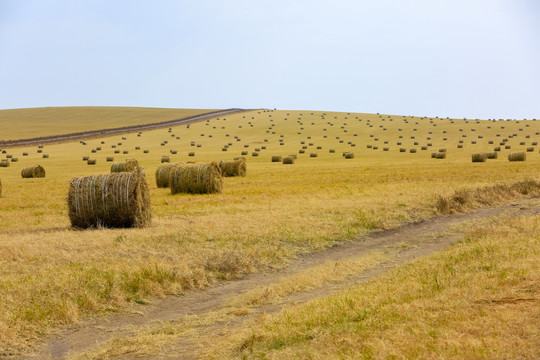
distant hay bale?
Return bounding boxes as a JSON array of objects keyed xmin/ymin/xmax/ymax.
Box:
[
  {"xmin": 155, "ymin": 163, "xmax": 176, "ymax": 188},
  {"xmin": 220, "ymin": 157, "xmax": 247, "ymax": 177},
  {"xmin": 106, "ymin": 157, "xmax": 114, "ymax": 162},
  {"xmin": 527, "ymin": 147, "xmax": 534, "ymax": 152},
  {"xmin": 329, "ymin": 149, "xmax": 335, "ymax": 153},
  {"xmin": 43, "ymin": 154, "xmax": 49, "ymax": 158},
  {"xmin": 170, "ymin": 149, "xmax": 177, "ymax": 154},
  {"xmin": 434, "ymin": 153, "xmax": 446, "ymax": 159},
  {"xmin": 508, "ymin": 152, "xmax": 525, "ymax": 162},
  {"xmin": 161, "ymin": 156, "xmax": 170, "ymax": 163},
  {"xmin": 21, "ymin": 165, "xmax": 45, "ymax": 178},
  {"xmin": 170, "ymin": 163, "xmax": 223, "ymax": 194},
  {"xmin": 410, "ymin": 149, "xmax": 417, "ymax": 153},
  {"xmin": 299, "ymin": 149, "xmax": 305, "ymax": 154},
  {"xmin": 83, "ymin": 156, "xmax": 89, "ymax": 161},
  {"xmin": 471, "ymin": 153, "xmax": 487, "ymax": 162},
  {"xmin": 439, "ymin": 148, "xmax": 446, "ymax": 153},
  {"xmin": 188, "ymin": 152, "xmax": 195, "ymax": 157},
  {"xmin": 68, "ymin": 167, "xmax": 151, "ymax": 228},
  {"xmin": 310, "ymin": 153, "xmax": 318, "ymax": 157},
  {"xmin": 111, "ymin": 159, "xmax": 138, "ymax": 172},
  {"xmin": 283, "ymin": 156, "xmax": 295, "ymax": 164},
  {"xmin": 252, "ymin": 152, "xmax": 259, "ymax": 157},
  {"xmin": 87, "ymin": 159, "xmax": 96, "ymax": 165},
  {"xmin": 143, "ymin": 150, "xmax": 149, "ymax": 153},
  {"xmin": 0, "ymin": 160, "xmax": 9, "ymax": 167},
  {"xmin": 343, "ymin": 152, "xmax": 354, "ymax": 159},
  {"xmin": 23, "ymin": 152, "xmax": 28, "ymax": 156},
  {"xmin": 11, "ymin": 157, "xmax": 18, "ymax": 162},
  {"xmin": 271, "ymin": 156, "xmax": 282, "ymax": 162},
  {"xmin": 494, "ymin": 147, "xmax": 501, "ymax": 152},
  {"xmin": 399, "ymin": 148, "xmax": 406, "ymax": 152}
]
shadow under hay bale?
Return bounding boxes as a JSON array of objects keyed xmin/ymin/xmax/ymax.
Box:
[
  {"xmin": 68, "ymin": 167, "xmax": 151, "ymax": 228},
  {"xmin": 21, "ymin": 165, "xmax": 45, "ymax": 178},
  {"xmin": 156, "ymin": 163, "xmax": 176, "ymax": 188},
  {"xmin": 170, "ymin": 163, "xmax": 223, "ymax": 194},
  {"xmin": 111, "ymin": 159, "xmax": 138, "ymax": 173},
  {"xmin": 220, "ymin": 157, "xmax": 247, "ymax": 177},
  {"xmin": 508, "ymin": 152, "xmax": 526, "ymax": 162},
  {"xmin": 471, "ymin": 153, "xmax": 487, "ymax": 162}
]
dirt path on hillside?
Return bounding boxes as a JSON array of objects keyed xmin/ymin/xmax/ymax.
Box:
[
  {"xmin": 25, "ymin": 197, "xmax": 540, "ymax": 360},
  {"xmin": 0, "ymin": 109, "xmax": 253, "ymax": 148}
]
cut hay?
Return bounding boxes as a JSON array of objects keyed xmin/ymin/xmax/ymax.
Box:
[
  {"xmin": 282, "ymin": 156, "xmax": 295, "ymax": 164},
  {"xmin": 271, "ymin": 156, "xmax": 282, "ymax": 162},
  {"xmin": 68, "ymin": 167, "xmax": 151, "ymax": 228},
  {"xmin": 508, "ymin": 152, "xmax": 526, "ymax": 162},
  {"xmin": 220, "ymin": 157, "xmax": 247, "ymax": 177},
  {"xmin": 170, "ymin": 163, "xmax": 223, "ymax": 194},
  {"xmin": 21, "ymin": 165, "xmax": 45, "ymax": 178},
  {"xmin": 471, "ymin": 153, "xmax": 487, "ymax": 162},
  {"xmin": 111, "ymin": 159, "xmax": 138, "ymax": 172},
  {"xmin": 155, "ymin": 163, "xmax": 176, "ymax": 188}
]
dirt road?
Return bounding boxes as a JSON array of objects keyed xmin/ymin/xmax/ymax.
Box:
[
  {"xmin": 0, "ymin": 108, "xmax": 253, "ymax": 148},
  {"xmin": 25, "ymin": 197, "xmax": 540, "ymax": 359}
]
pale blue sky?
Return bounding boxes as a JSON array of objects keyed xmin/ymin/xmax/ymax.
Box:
[{"xmin": 0, "ymin": 0, "xmax": 538, "ymax": 119}]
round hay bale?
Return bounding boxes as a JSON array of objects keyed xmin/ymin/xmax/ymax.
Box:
[
  {"xmin": 383, "ymin": 147, "xmax": 389, "ymax": 151},
  {"xmin": 310, "ymin": 153, "xmax": 318, "ymax": 157},
  {"xmin": 271, "ymin": 156, "xmax": 282, "ymax": 162},
  {"xmin": 83, "ymin": 156, "xmax": 89, "ymax": 161},
  {"xmin": 170, "ymin": 149, "xmax": 177, "ymax": 154},
  {"xmin": 486, "ymin": 152, "xmax": 498, "ymax": 159},
  {"xmin": 220, "ymin": 157, "xmax": 247, "ymax": 177},
  {"xmin": 161, "ymin": 156, "xmax": 170, "ymax": 163},
  {"xmin": 252, "ymin": 152, "xmax": 259, "ymax": 157},
  {"xmin": 283, "ymin": 156, "xmax": 295, "ymax": 164},
  {"xmin": 527, "ymin": 147, "xmax": 534, "ymax": 152},
  {"xmin": 6, "ymin": 154, "xmax": 12, "ymax": 158},
  {"xmin": 410, "ymin": 149, "xmax": 417, "ymax": 153},
  {"xmin": 471, "ymin": 153, "xmax": 487, "ymax": 162},
  {"xmin": 21, "ymin": 165, "xmax": 46, "ymax": 178},
  {"xmin": 114, "ymin": 150, "xmax": 120, "ymax": 154},
  {"xmin": 494, "ymin": 147, "xmax": 501, "ymax": 152},
  {"xmin": 0, "ymin": 160, "xmax": 9, "ymax": 167},
  {"xmin": 123, "ymin": 151, "xmax": 129, "ymax": 154},
  {"xmin": 170, "ymin": 163, "xmax": 223, "ymax": 194},
  {"xmin": 111, "ymin": 159, "xmax": 138, "ymax": 172},
  {"xmin": 23, "ymin": 152, "xmax": 28, "ymax": 156},
  {"xmin": 399, "ymin": 148, "xmax": 406, "ymax": 152},
  {"xmin": 435, "ymin": 153, "xmax": 446, "ymax": 159},
  {"xmin": 87, "ymin": 159, "xmax": 97, "ymax": 165},
  {"xmin": 344, "ymin": 152, "xmax": 354, "ymax": 159},
  {"xmin": 143, "ymin": 150, "xmax": 149, "ymax": 154},
  {"xmin": 68, "ymin": 167, "xmax": 151, "ymax": 228},
  {"xmin": 188, "ymin": 152, "xmax": 195, "ymax": 157},
  {"xmin": 508, "ymin": 152, "xmax": 525, "ymax": 161},
  {"xmin": 329, "ymin": 149, "xmax": 335, "ymax": 153},
  {"xmin": 156, "ymin": 163, "xmax": 176, "ymax": 188},
  {"xmin": 106, "ymin": 157, "xmax": 114, "ymax": 162},
  {"xmin": 11, "ymin": 157, "xmax": 18, "ymax": 162},
  {"xmin": 299, "ymin": 149, "xmax": 305, "ymax": 154}
]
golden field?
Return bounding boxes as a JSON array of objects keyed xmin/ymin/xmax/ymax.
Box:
[{"xmin": 0, "ymin": 108, "xmax": 539, "ymax": 357}]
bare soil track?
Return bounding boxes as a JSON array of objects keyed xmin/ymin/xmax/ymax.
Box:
[
  {"xmin": 0, "ymin": 109, "xmax": 253, "ymax": 148},
  {"xmin": 24, "ymin": 197, "xmax": 540, "ymax": 360}
]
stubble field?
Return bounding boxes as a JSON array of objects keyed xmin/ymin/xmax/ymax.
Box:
[{"xmin": 0, "ymin": 107, "xmax": 539, "ymax": 358}]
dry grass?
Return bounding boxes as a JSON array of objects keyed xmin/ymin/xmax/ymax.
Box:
[
  {"xmin": 209, "ymin": 214, "xmax": 540, "ymax": 359},
  {"xmin": 1, "ymin": 109, "xmax": 540, "ymax": 356},
  {"xmin": 0, "ymin": 106, "xmax": 216, "ymax": 140}
]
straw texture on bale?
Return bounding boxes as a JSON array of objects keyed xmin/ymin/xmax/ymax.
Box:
[
  {"xmin": 508, "ymin": 152, "xmax": 526, "ymax": 162},
  {"xmin": 282, "ymin": 156, "xmax": 295, "ymax": 164},
  {"xmin": 111, "ymin": 159, "xmax": 138, "ymax": 173},
  {"xmin": 155, "ymin": 163, "xmax": 176, "ymax": 188},
  {"xmin": 67, "ymin": 167, "xmax": 151, "ymax": 228},
  {"xmin": 471, "ymin": 153, "xmax": 487, "ymax": 162},
  {"xmin": 21, "ymin": 165, "xmax": 46, "ymax": 178},
  {"xmin": 170, "ymin": 163, "xmax": 223, "ymax": 194},
  {"xmin": 220, "ymin": 157, "xmax": 247, "ymax": 177}
]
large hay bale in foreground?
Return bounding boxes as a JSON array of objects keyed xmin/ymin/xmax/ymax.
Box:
[
  {"xmin": 471, "ymin": 153, "xmax": 487, "ymax": 162},
  {"xmin": 21, "ymin": 165, "xmax": 46, "ymax": 178},
  {"xmin": 220, "ymin": 157, "xmax": 246, "ymax": 177},
  {"xmin": 170, "ymin": 163, "xmax": 223, "ymax": 194},
  {"xmin": 111, "ymin": 159, "xmax": 138, "ymax": 173},
  {"xmin": 508, "ymin": 152, "xmax": 526, "ymax": 162},
  {"xmin": 68, "ymin": 167, "xmax": 151, "ymax": 228},
  {"xmin": 155, "ymin": 163, "xmax": 176, "ymax": 188}
]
